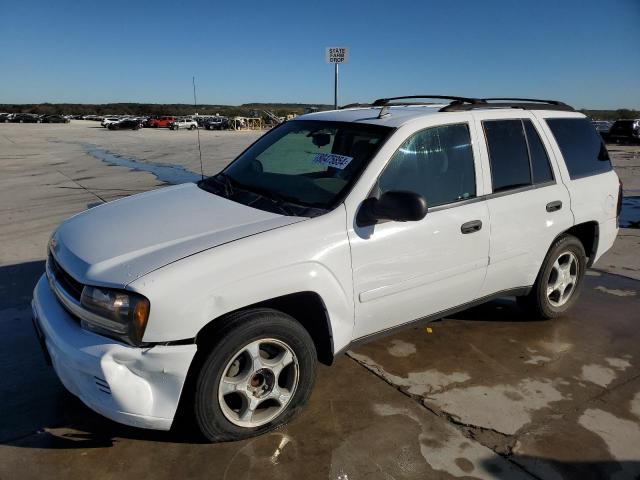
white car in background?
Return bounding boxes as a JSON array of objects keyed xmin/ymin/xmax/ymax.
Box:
[
  {"xmin": 169, "ymin": 117, "xmax": 198, "ymax": 130},
  {"xmin": 101, "ymin": 117, "xmax": 120, "ymax": 128},
  {"xmin": 32, "ymin": 95, "xmax": 621, "ymax": 442}
]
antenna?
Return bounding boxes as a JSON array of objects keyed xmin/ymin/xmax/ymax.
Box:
[{"xmin": 192, "ymin": 76, "xmax": 204, "ymax": 181}]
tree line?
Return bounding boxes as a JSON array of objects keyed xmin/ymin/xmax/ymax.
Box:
[
  {"xmin": 579, "ymin": 109, "xmax": 640, "ymax": 121},
  {"xmin": 0, "ymin": 103, "xmax": 331, "ymax": 117},
  {"xmin": 1, "ymin": 103, "xmax": 637, "ymax": 121}
]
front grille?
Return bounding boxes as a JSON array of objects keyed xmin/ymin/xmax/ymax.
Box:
[{"xmin": 48, "ymin": 251, "xmax": 84, "ymax": 301}]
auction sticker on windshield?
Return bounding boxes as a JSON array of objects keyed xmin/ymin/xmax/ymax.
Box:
[{"xmin": 313, "ymin": 153, "xmax": 353, "ymax": 170}]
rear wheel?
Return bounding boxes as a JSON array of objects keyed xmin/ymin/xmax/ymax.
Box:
[
  {"xmin": 193, "ymin": 309, "xmax": 316, "ymax": 442},
  {"xmin": 517, "ymin": 234, "xmax": 586, "ymax": 319}
]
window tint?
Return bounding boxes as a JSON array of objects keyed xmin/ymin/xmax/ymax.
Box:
[
  {"xmin": 546, "ymin": 118, "xmax": 612, "ymax": 179},
  {"xmin": 523, "ymin": 120, "xmax": 554, "ymax": 184},
  {"xmin": 483, "ymin": 120, "xmax": 531, "ymax": 192},
  {"xmin": 378, "ymin": 123, "xmax": 476, "ymax": 207}
]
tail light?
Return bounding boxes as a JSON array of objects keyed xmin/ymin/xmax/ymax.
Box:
[{"xmin": 616, "ymin": 179, "xmax": 623, "ymax": 219}]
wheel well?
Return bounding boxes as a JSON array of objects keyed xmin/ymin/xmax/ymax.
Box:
[
  {"xmin": 195, "ymin": 292, "xmax": 334, "ymax": 366},
  {"xmin": 564, "ymin": 221, "xmax": 599, "ymax": 266}
]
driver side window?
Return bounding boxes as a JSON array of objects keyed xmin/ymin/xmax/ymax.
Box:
[{"xmin": 378, "ymin": 123, "xmax": 476, "ymax": 207}]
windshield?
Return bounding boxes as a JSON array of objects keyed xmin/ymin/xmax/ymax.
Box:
[{"xmin": 199, "ymin": 120, "xmax": 393, "ymax": 216}]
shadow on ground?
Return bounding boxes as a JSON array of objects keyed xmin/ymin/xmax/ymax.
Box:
[{"xmin": 482, "ymin": 456, "xmax": 640, "ymax": 480}]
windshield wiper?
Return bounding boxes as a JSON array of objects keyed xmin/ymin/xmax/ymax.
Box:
[
  {"xmin": 238, "ymin": 183, "xmax": 298, "ymax": 216},
  {"xmin": 203, "ymin": 172, "xmax": 235, "ymax": 197},
  {"xmin": 216, "ymin": 173, "xmax": 299, "ymax": 215}
]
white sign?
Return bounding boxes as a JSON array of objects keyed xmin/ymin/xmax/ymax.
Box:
[
  {"xmin": 313, "ymin": 153, "xmax": 353, "ymax": 170},
  {"xmin": 325, "ymin": 47, "xmax": 349, "ymax": 64}
]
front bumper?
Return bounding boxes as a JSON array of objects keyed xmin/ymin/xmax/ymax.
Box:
[{"xmin": 32, "ymin": 275, "xmax": 197, "ymax": 430}]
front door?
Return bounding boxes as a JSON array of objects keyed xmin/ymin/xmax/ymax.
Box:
[{"xmin": 348, "ymin": 121, "xmax": 490, "ymax": 339}]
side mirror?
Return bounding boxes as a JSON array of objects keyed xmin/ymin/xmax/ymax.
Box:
[{"xmin": 357, "ymin": 191, "xmax": 428, "ymax": 227}]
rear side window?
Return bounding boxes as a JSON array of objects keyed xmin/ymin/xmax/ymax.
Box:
[
  {"xmin": 483, "ymin": 120, "xmax": 532, "ymax": 192},
  {"xmin": 524, "ymin": 120, "xmax": 554, "ymax": 184},
  {"xmin": 546, "ymin": 118, "xmax": 612, "ymax": 179},
  {"xmin": 483, "ymin": 119, "xmax": 555, "ymax": 192},
  {"xmin": 378, "ymin": 123, "xmax": 476, "ymax": 207}
]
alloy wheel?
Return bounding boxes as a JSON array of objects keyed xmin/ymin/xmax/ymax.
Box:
[
  {"xmin": 546, "ymin": 251, "xmax": 579, "ymax": 307},
  {"xmin": 217, "ymin": 338, "xmax": 299, "ymax": 428}
]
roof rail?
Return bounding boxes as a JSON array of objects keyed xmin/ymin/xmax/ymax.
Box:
[
  {"xmin": 339, "ymin": 103, "xmax": 371, "ymax": 110},
  {"xmin": 372, "ymin": 95, "xmax": 482, "ymax": 107},
  {"xmin": 368, "ymin": 96, "xmax": 575, "ymax": 114},
  {"xmin": 441, "ymin": 97, "xmax": 574, "ymax": 112}
]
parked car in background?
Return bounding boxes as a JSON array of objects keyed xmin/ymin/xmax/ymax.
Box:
[
  {"xmin": 10, "ymin": 113, "xmax": 40, "ymax": 123},
  {"xmin": 205, "ymin": 116, "xmax": 229, "ymax": 130},
  {"xmin": 591, "ymin": 120, "xmax": 612, "ymax": 141},
  {"xmin": 33, "ymin": 95, "xmax": 620, "ymax": 442},
  {"xmin": 169, "ymin": 118, "xmax": 198, "ymax": 130},
  {"xmin": 607, "ymin": 119, "xmax": 640, "ymax": 144},
  {"xmin": 0, "ymin": 113, "xmax": 11, "ymax": 123},
  {"xmin": 108, "ymin": 119, "xmax": 143, "ymax": 130},
  {"xmin": 41, "ymin": 115, "xmax": 70, "ymax": 124},
  {"xmin": 148, "ymin": 116, "xmax": 176, "ymax": 128},
  {"xmin": 101, "ymin": 117, "xmax": 120, "ymax": 128}
]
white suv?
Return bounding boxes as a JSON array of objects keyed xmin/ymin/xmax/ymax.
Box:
[
  {"xmin": 101, "ymin": 117, "xmax": 120, "ymax": 127},
  {"xmin": 169, "ymin": 117, "xmax": 198, "ymax": 130},
  {"xmin": 32, "ymin": 96, "xmax": 621, "ymax": 441}
]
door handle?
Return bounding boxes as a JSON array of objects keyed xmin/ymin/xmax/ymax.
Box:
[
  {"xmin": 461, "ymin": 220, "xmax": 482, "ymax": 234},
  {"xmin": 546, "ymin": 200, "xmax": 562, "ymax": 212}
]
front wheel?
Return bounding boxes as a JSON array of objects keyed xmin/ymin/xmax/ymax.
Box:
[
  {"xmin": 517, "ymin": 234, "xmax": 586, "ymax": 319},
  {"xmin": 193, "ymin": 309, "xmax": 317, "ymax": 442}
]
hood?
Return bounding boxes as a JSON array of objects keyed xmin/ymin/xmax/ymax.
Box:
[{"xmin": 51, "ymin": 183, "xmax": 305, "ymax": 287}]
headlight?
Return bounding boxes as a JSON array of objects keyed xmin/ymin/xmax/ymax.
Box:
[{"xmin": 80, "ymin": 286, "xmax": 150, "ymax": 346}]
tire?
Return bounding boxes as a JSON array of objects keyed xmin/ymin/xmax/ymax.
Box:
[
  {"xmin": 189, "ymin": 125, "xmax": 195, "ymax": 130},
  {"xmin": 193, "ymin": 308, "xmax": 317, "ymax": 442},
  {"xmin": 517, "ymin": 234, "xmax": 586, "ymax": 319}
]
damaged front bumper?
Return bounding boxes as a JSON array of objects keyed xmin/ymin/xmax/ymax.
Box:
[{"xmin": 32, "ymin": 275, "xmax": 197, "ymax": 430}]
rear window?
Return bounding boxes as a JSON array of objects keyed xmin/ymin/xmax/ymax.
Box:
[{"xmin": 546, "ymin": 118, "xmax": 612, "ymax": 179}]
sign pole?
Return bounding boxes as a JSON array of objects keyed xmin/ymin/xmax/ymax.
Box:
[
  {"xmin": 326, "ymin": 47, "xmax": 348, "ymax": 111},
  {"xmin": 334, "ymin": 63, "xmax": 339, "ymax": 110}
]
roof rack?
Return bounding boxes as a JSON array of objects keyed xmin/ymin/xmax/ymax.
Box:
[
  {"xmin": 339, "ymin": 103, "xmax": 371, "ymax": 110},
  {"xmin": 372, "ymin": 95, "xmax": 482, "ymax": 107},
  {"xmin": 363, "ymin": 96, "xmax": 575, "ymax": 117},
  {"xmin": 440, "ymin": 97, "xmax": 574, "ymax": 112},
  {"xmin": 371, "ymin": 96, "xmax": 485, "ymax": 119}
]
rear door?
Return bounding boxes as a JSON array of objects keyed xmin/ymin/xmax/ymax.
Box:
[
  {"xmin": 537, "ymin": 114, "xmax": 620, "ymax": 262},
  {"xmin": 472, "ymin": 111, "xmax": 574, "ymax": 295}
]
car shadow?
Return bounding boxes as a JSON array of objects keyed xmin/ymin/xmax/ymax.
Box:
[
  {"xmin": 481, "ymin": 456, "xmax": 640, "ymax": 479},
  {"xmin": 445, "ymin": 297, "xmax": 542, "ymax": 323}
]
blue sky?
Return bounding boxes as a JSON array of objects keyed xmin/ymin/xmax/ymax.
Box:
[{"xmin": 1, "ymin": 0, "xmax": 638, "ymax": 108}]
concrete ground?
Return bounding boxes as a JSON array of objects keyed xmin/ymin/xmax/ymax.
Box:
[{"xmin": 0, "ymin": 121, "xmax": 639, "ymax": 479}]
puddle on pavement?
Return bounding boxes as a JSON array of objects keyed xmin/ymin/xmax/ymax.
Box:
[
  {"xmin": 620, "ymin": 196, "xmax": 640, "ymax": 229},
  {"xmin": 84, "ymin": 145, "xmax": 201, "ymax": 185}
]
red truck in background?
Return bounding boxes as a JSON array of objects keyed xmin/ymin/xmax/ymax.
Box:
[{"xmin": 147, "ymin": 116, "xmax": 177, "ymax": 128}]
